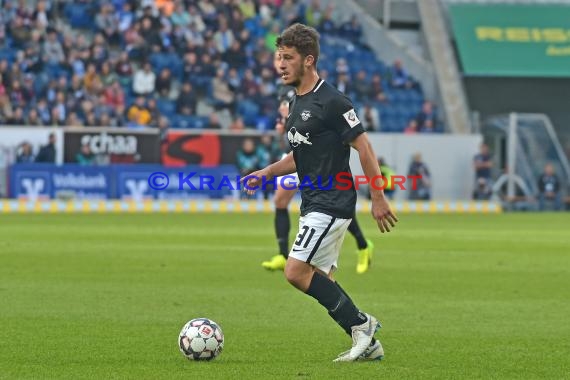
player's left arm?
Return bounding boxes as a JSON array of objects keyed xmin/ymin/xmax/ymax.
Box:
[
  {"xmin": 329, "ymin": 95, "xmax": 398, "ymax": 232},
  {"xmin": 350, "ymin": 134, "xmax": 398, "ymax": 232}
]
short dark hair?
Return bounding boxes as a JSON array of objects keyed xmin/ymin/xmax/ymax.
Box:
[{"xmin": 276, "ymin": 23, "xmax": 320, "ymax": 65}]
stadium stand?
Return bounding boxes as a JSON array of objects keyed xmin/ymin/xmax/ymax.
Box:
[{"xmin": 0, "ymin": 0, "xmax": 436, "ymax": 133}]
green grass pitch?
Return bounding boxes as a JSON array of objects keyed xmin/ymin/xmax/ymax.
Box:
[{"xmin": 1, "ymin": 212, "xmax": 569, "ymax": 379}]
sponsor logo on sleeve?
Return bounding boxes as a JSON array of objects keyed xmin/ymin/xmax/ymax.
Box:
[{"xmin": 342, "ymin": 109, "xmax": 360, "ymax": 128}]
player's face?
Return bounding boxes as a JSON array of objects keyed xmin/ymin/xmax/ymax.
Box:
[{"xmin": 276, "ymin": 46, "xmax": 311, "ymax": 87}]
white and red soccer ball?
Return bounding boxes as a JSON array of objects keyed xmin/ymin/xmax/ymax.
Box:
[{"xmin": 178, "ymin": 318, "xmax": 224, "ymax": 361}]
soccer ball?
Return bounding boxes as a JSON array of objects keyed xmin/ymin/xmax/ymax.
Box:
[{"xmin": 178, "ymin": 318, "xmax": 224, "ymax": 361}]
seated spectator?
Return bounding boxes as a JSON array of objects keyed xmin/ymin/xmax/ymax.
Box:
[
  {"xmin": 139, "ymin": 17, "xmax": 162, "ymax": 58},
  {"xmin": 8, "ymin": 80, "xmax": 25, "ymax": 109},
  {"xmin": 95, "ymin": 3, "xmax": 119, "ymax": 46},
  {"xmin": 155, "ymin": 67, "xmax": 173, "ymax": 98},
  {"xmin": 52, "ymin": 91, "xmax": 67, "ymax": 124},
  {"xmin": 188, "ymin": 5, "xmax": 206, "ymax": 33},
  {"xmin": 6, "ymin": 107, "xmax": 25, "ymax": 125},
  {"xmin": 115, "ymin": 51, "xmax": 134, "ymax": 82},
  {"xmin": 176, "ymin": 82, "xmax": 197, "ymax": 115},
  {"xmin": 43, "ymin": 30, "xmax": 65, "ymax": 65},
  {"xmin": 132, "ymin": 62, "xmax": 156, "ymax": 97},
  {"xmin": 229, "ymin": 117, "xmax": 246, "ymax": 132},
  {"xmin": 206, "ymin": 113, "xmax": 222, "ymax": 129},
  {"xmin": 415, "ymin": 101, "xmax": 437, "ymax": 132},
  {"xmin": 11, "ymin": 16, "xmax": 31, "ymax": 48},
  {"xmin": 16, "ymin": 142, "xmax": 35, "ymax": 163},
  {"xmin": 92, "ymin": 33, "xmax": 111, "ymax": 65},
  {"xmin": 420, "ymin": 120, "xmax": 436, "ymax": 133},
  {"xmin": 335, "ymin": 73, "xmax": 351, "ymax": 95},
  {"xmin": 76, "ymin": 144, "xmax": 95, "ymax": 165},
  {"xmin": 279, "ymin": 0, "xmax": 302, "ymax": 26},
  {"xmin": 100, "ymin": 61, "xmax": 119, "ymax": 87},
  {"xmin": 305, "ymin": 0, "xmax": 323, "ymax": 27},
  {"xmin": 408, "ymin": 153, "xmax": 431, "ymax": 200},
  {"xmin": 182, "ymin": 52, "xmax": 204, "ymax": 82},
  {"xmin": 537, "ymin": 163, "xmax": 562, "ymax": 211},
  {"xmin": 84, "ymin": 112, "xmax": 99, "ymax": 127},
  {"xmin": 335, "ymin": 58, "xmax": 349, "ymax": 76},
  {"xmin": 404, "ymin": 119, "xmax": 418, "ymax": 134},
  {"xmin": 31, "ymin": 1, "xmax": 50, "ymax": 32},
  {"xmin": 213, "ymin": 17, "xmax": 234, "ymax": 54},
  {"xmin": 353, "ymin": 70, "xmax": 371, "ymax": 102},
  {"xmin": 103, "ymin": 81, "xmax": 125, "ymax": 109},
  {"xmin": 318, "ymin": 5, "xmax": 336, "ymax": 35},
  {"xmin": 66, "ymin": 112, "xmax": 84, "ymax": 127},
  {"xmin": 182, "ymin": 22, "xmax": 205, "ymax": 48},
  {"xmin": 359, "ymin": 104, "xmax": 380, "ymax": 132},
  {"xmin": 123, "ymin": 21, "xmax": 144, "ymax": 57},
  {"xmin": 212, "ymin": 69, "xmax": 235, "ymax": 113},
  {"xmin": 157, "ymin": 116, "xmax": 169, "ymax": 141},
  {"xmin": 369, "ymin": 74, "xmax": 387, "ymax": 102},
  {"xmin": 242, "ymin": 69, "xmax": 260, "ymax": 100},
  {"xmin": 227, "ymin": 68, "xmax": 241, "ymax": 93},
  {"xmin": 83, "ymin": 63, "xmax": 104, "ymax": 96},
  {"xmin": 118, "ymin": 2, "xmax": 135, "ymax": 35},
  {"xmin": 127, "ymin": 96, "xmax": 152, "ymax": 126},
  {"xmin": 26, "ymin": 109, "xmax": 42, "ymax": 126},
  {"xmin": 155, "ymin": 0, "xmax": 175, "ymax": 17},
  {"xmin": 36, "ymin": 98, "xmax": 51, "ymax": 124},
  {"xmin": 67, "ymin": 50, "xmax": 85, "ymax": 79},
  {"xmin": 170, "ymin": 2, "xmax": 191, "ymax": 29},
  {"xmin": 222, "ymin": 40, "xmax": 247, "ymax": 69},
  {"xmin": 239, "ymin": 0, "xmax": 256, "ymax": 20},
  {"xmin": 146, "ymin": 98, "xmax": 161, "ymax": 127},
  {"xmin": 339, "ymin": 15, "xmax": 363, "ymax": 44},
  {"xmin": 390, "ymin": 60, "xmax": 415, "ymax": 89},
  {"xmin": 21, "ymin": 74, "xmax": 36, "ymax": 103}
]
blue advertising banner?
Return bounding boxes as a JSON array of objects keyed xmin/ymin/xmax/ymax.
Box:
[
  {"xmin": 9, "ymin": 164, "xmax": 240, "ymax": 200},
  {"xmin": 10, "ymin": 164, "xmax": 112, "ymax": 201},
  {"xmin": 115, "ymin": 165, "xmax": 240, "ymax": 200}
]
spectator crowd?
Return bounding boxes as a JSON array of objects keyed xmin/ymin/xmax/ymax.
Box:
[{"xmin": 0, "ymin": 0, "xmax": 439, "ymax": 133}]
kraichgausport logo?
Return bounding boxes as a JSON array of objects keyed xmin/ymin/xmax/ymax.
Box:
[{"xmin": 146, "ymin": 172, "xmax": 422, "ymax": 192}]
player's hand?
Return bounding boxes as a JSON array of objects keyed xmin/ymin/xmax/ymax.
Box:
[
  {"xmin": 240, "ymin": 168, "xmax": 272, "ymax": 195},
  {"xmin": 371, "ymin": 195, "xmax": 398, "ymax": 233}
]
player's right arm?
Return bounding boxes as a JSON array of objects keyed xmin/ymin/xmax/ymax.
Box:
[{"xmin": 243, "ymin": 152, "xmax": 296, "ymax": 194}]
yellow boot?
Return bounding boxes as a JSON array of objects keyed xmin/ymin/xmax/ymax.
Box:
[
  {"xmin": 356, "ymin": 239, "xmax": 374, "ymax": 274},
  {"xmin": 261, "ymin": 254, "xmax": 287, "ymax": 271}
]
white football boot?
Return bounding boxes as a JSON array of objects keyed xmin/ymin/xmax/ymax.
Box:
[{"xmin": 333, "ymin": 313, "xmax": 380, "ymax": 362}]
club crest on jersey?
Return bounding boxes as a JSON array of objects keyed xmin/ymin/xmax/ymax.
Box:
[
  {"xmin": 300, "ymin": 110, "xmax": 312, "ymax": 121},
  {"xmin": 288, "ymin": 127, "xmax": 312, "ymax": 147}
]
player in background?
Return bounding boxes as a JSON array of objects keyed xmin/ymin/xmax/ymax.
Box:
[
  {"xmin": 244, "ymin": 24, "xmax": 397, "ymax": 362},
  {"xmin": 262, "ymin": 51, "xmax": 375, "ymax": 274}
]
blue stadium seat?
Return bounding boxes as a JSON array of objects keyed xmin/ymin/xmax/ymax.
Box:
[
  {"xmin": 156, "ymin": 99, "xmax": 176, "ymax": 118},
  {"xmin": 65, "ymin": 3, "xmax": 95, "ymax": 29},
  {"xmin": 170, "ymin": 114, "xmax": 192, "ymax": 129},
  {"xmin": 0, "ymin": 48, "xmax": 17, "ymax": 63}
]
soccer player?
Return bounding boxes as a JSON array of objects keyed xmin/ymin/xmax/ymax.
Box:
[
  {"xmin": 244, "ymin": 24, "xmax": 397, "ymax": 362},
  {"xmin": 264, "ymin": 52, "xmax": 375, "ymax": 274}
]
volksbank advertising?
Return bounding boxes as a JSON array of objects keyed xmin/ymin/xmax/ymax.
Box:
[{"xmin": 449, "ymin": 4, "xmax": 570, "ymax": 77}]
